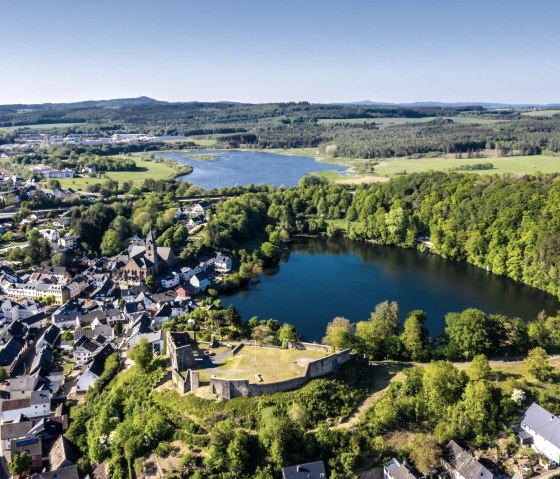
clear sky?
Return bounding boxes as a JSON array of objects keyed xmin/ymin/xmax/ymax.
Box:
[{"xmin": 2, "ymin": 0, "xmax": 560, "ymax": 104}]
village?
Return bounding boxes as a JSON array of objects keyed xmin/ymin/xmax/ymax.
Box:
[{"xmin": 0, "ymin": 180, "xmax": 249, "ymax": 477}]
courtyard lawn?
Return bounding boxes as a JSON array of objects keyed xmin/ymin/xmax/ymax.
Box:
[{"xmin": 198, "ymin": 346, "xmax": 328, "ymax": 384}]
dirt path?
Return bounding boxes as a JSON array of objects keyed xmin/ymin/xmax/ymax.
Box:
[{"xmin": 336, "ymin": 361, "xmax": 409, "ymax": 430}]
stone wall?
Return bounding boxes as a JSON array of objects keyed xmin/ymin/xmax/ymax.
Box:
[
  {"xmin": 209, "ymin": 349, "xmax": 351, "ymax": 399},
  {"xmin": 172, "ymin": 368, "xmax": 200, "ymax": 394}
]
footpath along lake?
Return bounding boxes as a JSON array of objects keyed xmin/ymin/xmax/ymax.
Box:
[
  {"xmin": 158, "ymin": 150, "xmax": 346, "ymax": 188},
  {"xmin": 223, "ymin": 237, "xmax": 560, "ymax": 341}
]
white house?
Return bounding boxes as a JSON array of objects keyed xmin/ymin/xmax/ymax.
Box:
[
  {"xmin": 213, "ymin": 253, "xmax": 232, "ymax": 273},
  {"xmin": 520, "ymin": 403, "xmax": 560, "ymax": 463},
  {"xmin": 0, "ymin": 390, "xmax": 51, "ymax": 423},
  {"xmin": 384, "ymin": 458, "xmax": 419, "ymax": 479},
  {"xmin": 180, "ymin": 267, "xmax": 195, "ymax": 282},
  {"xmin": 39, "ymin": 228, "xmax": 60, "ymax": 243},
  {"xmin": 161, "ymin": 271, "xmax": 181, "ymax": 289},
  {"xmin": 190, "ymin": 272, "xmax": 211, "ymax": 293},
  {"xmin": 76, "ymin": 343, "xmax": 115, "ymax": 393}
]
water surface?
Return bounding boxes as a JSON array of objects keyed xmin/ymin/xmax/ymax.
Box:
[
  {"xmin": 223, "ymin": 237, "xmax": 560, "ymax": 341},
  {"xmin": 157, "ymin": 150, "xmax": 345, "ymax": 188}
]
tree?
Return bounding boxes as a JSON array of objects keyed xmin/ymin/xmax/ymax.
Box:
[
  {"xmin": 145, "ymin": 275, "xmax": 155, "ymax": 292},
  {"xmin": 46, "ymin": 178, "xmax": 61, "ymax": 190},
  {"xmin": 114, "ymin": 321, "xmax": 124, "ymax": 337},
  {"xmin": 0, "ymin": 366, "xmax": 7, "ymax": 382},
  {"xmin": 461, "ymin": 380, "xmax": 497, "ymax": 438},
  {"xmin": 401, "ymin": 310, "xmax": 429, "ymax": 361},
  {"xmin": 10, "ymin": 452, "xmax": 31, "ymax": 476},
  {"xmin": 355, "ymin": 301, "xmax": 400, "ymax": 359},
  {"xmin": 131, "ymin": 338, "xmax": 153, "ymax": 372},
  {"xmin": 525, "ymin": 347, "xmax": 553, "ymax": 381},
  {"xmin": 101, "ymin": 229, "xmax": 123, "ymax": 257},
  {"xmin": 423, "ymin": 361, "xmax": 465, "ymax": 415},
  {"xmin": 277, "ymin": 323, "xmax": 298, "ymax": 345},
  {"xmin": 51, "ymin": 252, "xmax": 68, "ymax": 267},
  {"xmin": 252, "ymin": 324, "xmax": 275, "ymax": 345},
  {"xmin": 445, "ymin": 309, "xmax": 493, "ymax": 360},
  {"xmin": 467, "ymin": 354, "xmax": 492, "ymax": 381},
  {"xmin": 323, "ymin": 317, "xmax": 353, "ymax": 351},
  {"xmin": 408, "ymin": 434, "xmax": 441, "ymax": 475}
]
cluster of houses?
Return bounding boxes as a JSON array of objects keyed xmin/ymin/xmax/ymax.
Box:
[
  {"xmin": 382, "ymin": 404, "xmax": 560, "ymax": 479},
  {"xmin": 38, "ymin": 227, "xmax": 80, "ymax": 253},
  {"xmin": 0, "ymin": 171, "xmax": 93, "ymax": 207},
  {"xmin": 0, "ymin": 238, "xmax": 232, "ymax": 476},
  {"xmin": 175, "ymin": 199, "xmax": 212, "ymax": 228}
]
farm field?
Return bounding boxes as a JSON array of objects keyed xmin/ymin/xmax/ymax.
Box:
[
  {"xmin": 520, "ymin": 109, "xmax": 560, "ymax": 117},
  {"xmin": 196, "ymin": 345, "xmax": 328, "ymax": 384},
  {"xmin": 372, "ymin": 154, "xmax": 560, "ymax": 177}
]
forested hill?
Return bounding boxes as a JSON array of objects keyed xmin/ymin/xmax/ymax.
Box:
[
  {"xmin": 206, "ymin": 173, "xmax": 560, "ymax": 299},
  {"xmin": 0, "ymin": 96, "xmax": 166, "ymax": 112}
]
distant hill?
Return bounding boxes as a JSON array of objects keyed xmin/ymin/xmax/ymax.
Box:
[
  {"xmin": 0, "ymin": 96, "xmax": 166, "ymax": 112},
  {"xmin": 342, "ymin": 100, "xmax": 560, "ymax": 109}
]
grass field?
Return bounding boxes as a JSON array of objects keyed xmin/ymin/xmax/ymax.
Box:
[
  {"xmin": 318, "ymin": 116, "xmax": 507, "ymax": 128},
  {"xmin": 55, "ymin": 156, "xmax": 184, "ymax": 189},
  {"xmin": 198, "ymin": 346, "xmax": 328, "ymax": 384},
  {"xmin": 372, "ymin": 154, "xmax": 560, "ymax": 177},
  {"xmin": 0, "ymin": 122, "xmax": 86, "ymax": 132},
  {"xmin": 520, "ymin": 109, "xmax": 560, "ymax": 117}
]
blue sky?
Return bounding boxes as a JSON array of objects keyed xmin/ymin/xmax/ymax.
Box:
[{"xmin": 2, "ymin": 0, "xmax": 560, "ymax": 104}]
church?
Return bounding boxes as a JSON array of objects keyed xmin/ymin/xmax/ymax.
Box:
[{"xmin": 120, "ymin": 230, "xmax": 175, "ymax": 283}]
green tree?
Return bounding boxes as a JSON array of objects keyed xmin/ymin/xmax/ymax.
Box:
[
  {"xmin": 423, "ymin": 361, "xmax": 465, "ymax": 415},
  {"xmin": 277, "ymin": 323, "xmax": 299, "ymax": 345},
  {"xmin": 323, "ymin": 317, "xmax": 353, "ymax": 351},
  {"xmin": 467, "ymin": 354, "xmax": 492, "ymax": 381},
  {"xmin": 101, "ymin": 229, "xmax": 123, "ymax": 257},
  {"xmin": 145, "ymin": 275, "xmax": 155, "ymax": 292},
  {"xmin": 408, "ymin": 434, "xmax": 441, "ymax": 475},
  {"xmin": 0, "ymin": 366, "xmax": 7, "ymax": 382},
  {"xmin": 51, "ymin": 252, "xmax": 68, "ymax": 267},
  {"xmin": 46, "ymin": 178, "xmax": 61, "ymax": 190},
  {"xmin": 131, "ymin": 338, "xmax": 153, "ymax": 373},
  {"xmin": 525, "ymin": 347, "xmax": 553, "ymax": 381},
  {"xmin": 401, "ymin": 310, "xmax": 429, "ymax": 361},
  {"xmin": 10, "ymin": 452, "xmax": 31, "ymax": 476},
  {"xmin": 445, "ymin": 309, "xmax": 493, "ymax": 360},
  {"xmin": 461, "ymin": 380, "xmax": 497, "ymax": 438}
]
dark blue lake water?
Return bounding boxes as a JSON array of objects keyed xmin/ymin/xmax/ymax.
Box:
[
  {"xmin": 223, "ymin": 237, "xmax": 560, "ymax": 341},
  {"xmin": 157, "ymin": 150, "xmax": 345, "ymax": 188}
]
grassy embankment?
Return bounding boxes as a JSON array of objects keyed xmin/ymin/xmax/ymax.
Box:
[{"xmin": 54, "ymin": 154, "xmax": 191, "ymax": 189}]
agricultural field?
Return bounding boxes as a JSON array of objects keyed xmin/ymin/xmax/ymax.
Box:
[
  {"xmin": 520, "ymin": 109, "xmax": 560, "ymax": 117},
  {"xmin": 372, "ymin": 154, "xmax": 560, "ymax": 177},
  {"xmin": 195, "ymin": 345, "xmax": 328, "ymax": 384}
]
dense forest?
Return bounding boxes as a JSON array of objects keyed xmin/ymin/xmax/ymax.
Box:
[{"xmin": 202, "ymin": 172, "xmax": 560, "ymax": 300}]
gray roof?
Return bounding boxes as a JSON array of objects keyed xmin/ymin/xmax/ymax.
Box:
[
  {"xmin": 31, "ymin": 464, "xmax": 79, "ymax": 479},
  {"xmin": 282, "ymin": 461, "xmax": 326, "ymax": 479},
  {"xmin": 384, "ymin": 459, "xmax": 419, "ymax": 479},
  {"xmin": 521, "ymin": 402, "xmax": 560, "ymax": 447},
  {"xmin": 444, "ymin": 441, "xmax": 493, "ymax": 479}
]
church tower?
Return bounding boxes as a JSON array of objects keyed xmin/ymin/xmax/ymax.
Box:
[{"xmin": 145, "ymin": 229, "xmax": 158, "ymax": 276}]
